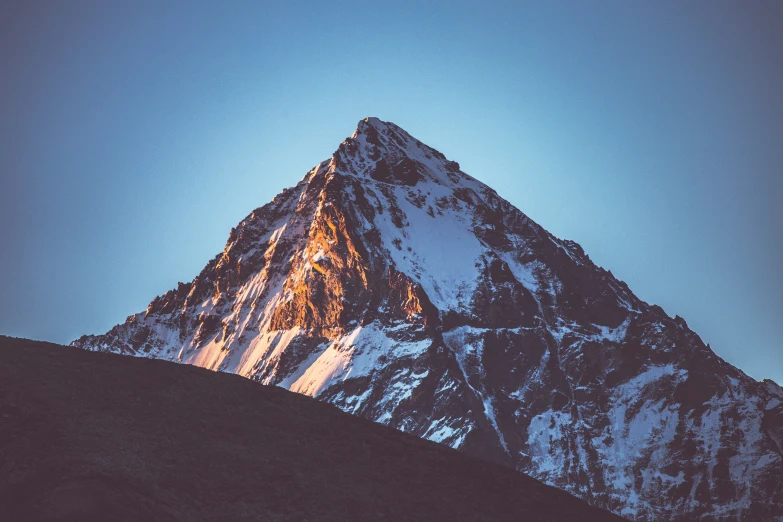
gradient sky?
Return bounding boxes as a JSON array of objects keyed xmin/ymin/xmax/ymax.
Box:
[{"xmin": 1, "ymin": 1, "xmax": 781, "ymax": 385}]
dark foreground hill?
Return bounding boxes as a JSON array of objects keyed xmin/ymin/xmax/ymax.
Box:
[{"xmin": 0, "ymin": 336, "xmax": 621, "ymax": 522}]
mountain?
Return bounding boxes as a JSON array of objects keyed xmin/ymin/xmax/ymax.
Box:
[
  {"xmin": 72, "ymin": 117, "xmax": 783, "ymax": 521},
  {"xmin": 1, "ymin": 336, "xmax": 623, "ymax": 522}
]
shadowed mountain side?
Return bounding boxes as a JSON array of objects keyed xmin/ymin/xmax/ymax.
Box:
[{"xmin": 0, "ymin": 336, "xmax": 622, "ymax": 522}]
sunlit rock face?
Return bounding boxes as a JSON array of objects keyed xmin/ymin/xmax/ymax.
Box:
[{"xmin": 73, "ymin": 117, "xmax": 783, "ymax": 521}]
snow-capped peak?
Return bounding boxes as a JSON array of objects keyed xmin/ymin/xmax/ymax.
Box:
[
  {"xmin": 72, "ymin": 118, "xmax": 783, "ymax": 522},
  {"xmin": 329, "ymin": 117, "xmax": 469, "ymax": 190}
]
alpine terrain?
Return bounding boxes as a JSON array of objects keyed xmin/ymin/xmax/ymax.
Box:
[{"xmin": 73, "ymin": 118, "xmax": 783, "ymax": 521}]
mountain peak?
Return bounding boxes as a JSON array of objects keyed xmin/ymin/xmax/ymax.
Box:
[
  {"xmin": 356, "ymin": 116, "xmax": 387, "ymax": 130},
  {"xmin": 332, "ymin": 117, "xmax": 462, "ymax": 189},
  {"xmin": 71, "ymin": 119, "xmax": 783, "ymax": 521}
]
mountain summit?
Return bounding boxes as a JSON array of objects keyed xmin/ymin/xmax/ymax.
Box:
[{"xmin": 73, "ymin": 118, "xmax": 783, "ymax": 520}]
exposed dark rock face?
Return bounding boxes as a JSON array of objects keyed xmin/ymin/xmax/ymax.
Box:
[
  {"xmin": 72, "ymin": 117, "xmax": 783, "ymax": 521},
  {"xmin": 1, "ymin": 336, "xmax": 623, "ymax": 522},
  {"xmin": 370, "ymin": 157, "xmax": 424, "ymax": 186}
]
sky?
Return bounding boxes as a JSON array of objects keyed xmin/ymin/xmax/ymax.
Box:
[{"xmin": 1, "ymin": 1, "xmax": 781, "ymax": 385}]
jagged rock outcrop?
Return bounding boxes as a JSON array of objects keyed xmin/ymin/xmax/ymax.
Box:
[{"xmin": 73, "ymin": 117, "xmax": 783, "ymax": 521}]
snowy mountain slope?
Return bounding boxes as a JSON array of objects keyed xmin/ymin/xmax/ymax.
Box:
[{"xmin": 73, "ymin": 117, "xmax": 783, "ymax": 521}]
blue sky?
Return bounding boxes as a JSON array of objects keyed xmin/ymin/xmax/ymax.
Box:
[{"xmin": 1, "ymin": 1, "xmax": 781, "ymax": 384}]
